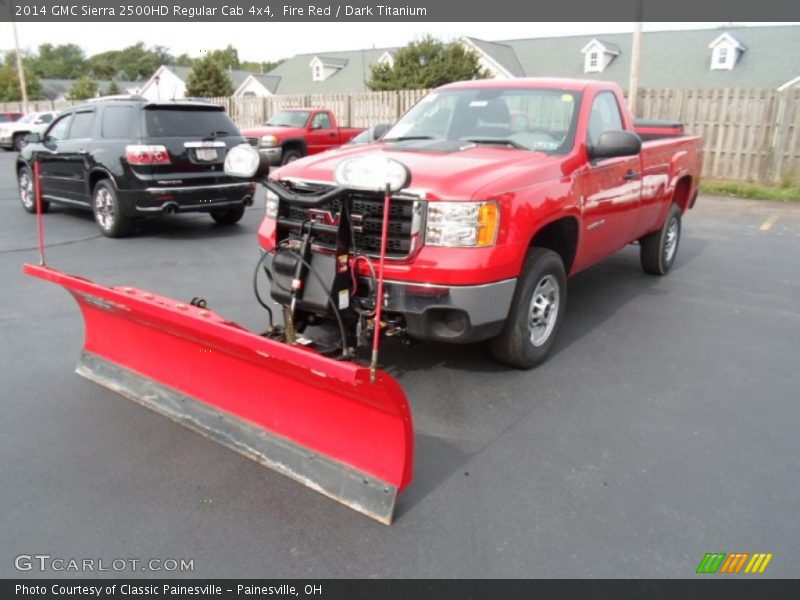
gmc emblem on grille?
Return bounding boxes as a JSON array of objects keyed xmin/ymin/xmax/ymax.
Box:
[{"xmin": 307, "ymin": 209, "xmax": 364, "ymax": 232}]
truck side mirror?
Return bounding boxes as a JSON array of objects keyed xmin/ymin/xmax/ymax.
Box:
[
  {"xmin": 588, "ymin": 130, "xmax": 642, "ymax": 160},
  {"xmin": 372, "ymin": 123, "xmax": 391, "ymax": 141}
]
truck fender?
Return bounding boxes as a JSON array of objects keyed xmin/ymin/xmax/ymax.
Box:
[{"xmin": 281, "ymin": 138, "xmax": 308, "ymax": 155}]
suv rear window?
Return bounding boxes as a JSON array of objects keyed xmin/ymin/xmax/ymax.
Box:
[{"xmin": 144, "ymin": 107, "xmax": 237, "ymax": 138}]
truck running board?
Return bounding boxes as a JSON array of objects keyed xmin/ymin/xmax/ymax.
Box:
[{"xmin": 24, "ymin": 264, "xmax": 413, "ymax": 525}]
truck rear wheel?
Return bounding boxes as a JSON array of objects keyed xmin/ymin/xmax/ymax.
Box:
[
  {"xmin": 640, "ymin": 203, "xmax": 681, "ymax": 275},
  {"xmin": 490, "ymin": 248, "xmax": 567, "ymax": 369}
]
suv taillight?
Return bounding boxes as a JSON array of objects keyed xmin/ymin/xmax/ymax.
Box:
[{"xmin": 125, "ymin": 144, "xmax": 171, "ymax": 165}]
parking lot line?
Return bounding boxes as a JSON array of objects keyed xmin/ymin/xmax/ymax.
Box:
[{"xmin": 759, "ymin": 215, "xmax": 779, "ymax": 231}]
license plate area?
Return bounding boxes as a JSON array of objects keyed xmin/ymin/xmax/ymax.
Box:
[{"xmin": 196, "ymin": 148, "xmax": 218, "ymax": 161}]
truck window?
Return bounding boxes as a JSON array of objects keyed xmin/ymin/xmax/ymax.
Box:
[
  {"xmin": 311, "ymin": 112, "xmax": 332, "ymax": 129},
  {"xmin": 67, "ymin": 111, "xmax": 95, "ymax": 140},
  {"xmin": 587, "ymin": 92, "xmax": 624, "ymax": 147},
  {"xmin": 102, "ymin": 106, "xmax": 137, "ymax": 138},
  {"xmin": 384, "ymin": 88, "xmax": 580, "ymax": 153},
  {"xmin": 266, "ymin": 111, "xmax": 311, "ymax": 127}
]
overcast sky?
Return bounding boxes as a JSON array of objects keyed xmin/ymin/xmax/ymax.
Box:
[{"xmin": 2, "ymin": 22, "xmax": 795, "ymax": 63}]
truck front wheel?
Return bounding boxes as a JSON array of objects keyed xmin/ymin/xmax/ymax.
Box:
[{"xmin": 490, "ymin": 248, "xmax": 567, "ymax": 369}]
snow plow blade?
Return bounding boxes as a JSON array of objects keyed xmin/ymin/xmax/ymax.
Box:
[{"xmin": 24, "ymin": 263, "xmax": 413, "ymax": 525}]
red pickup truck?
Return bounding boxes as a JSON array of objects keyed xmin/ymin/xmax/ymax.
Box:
[
  {"xmin": 241, "ymin": 108, "xmax": 364, "ymax": 166},
  {"xmin": 260, "ymin": 78, "xmax": 703, "ymax": 368}
]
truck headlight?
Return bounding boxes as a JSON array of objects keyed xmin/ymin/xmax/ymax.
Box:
[
  {"xmin": 425, "ymin": 201, "xmax": 499, "ymax": 247},
  {"xmin": 260, "ymin": 135, "xmax": 278, "ymax": 148},
  {"xmin": 265, "ymin": 189, "xmax": 279, "ymax": 219}
]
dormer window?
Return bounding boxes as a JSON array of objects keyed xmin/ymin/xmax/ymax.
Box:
[
  {"xmin": 581, "ymin": 39, "xmax": 620, "ymax": 74},
  {"xmin": 709, "ymin": 33, "xmax": 745, "ymax": 71},
  {"xmin": 309, "ymin": 56, "xmax": 347, "ymax": 82}
]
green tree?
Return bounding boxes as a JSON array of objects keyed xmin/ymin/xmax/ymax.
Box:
[
  {"xmin": 368, "ymin": 36, "xmax": 490, "ymax": 91},
  {"xmin": 0, "ymin": 52, "xmax": 44, "ymax": 101},
  {"xmin": 106, "ymin": 80, "xmax": 121, "ymax": 95},
  {"xmin": 185, "ymin": 56, "xmax": 233, "ymax": 97},
  {"xmin": 88, "ymin": 43, "xmax": 173, "ymax": 80},
  {"xmin": 205, "ymin": 45, "xmax": 240, "ymax": 71},
  {"xmin": 239, "ymin": 58, "xmax": 286, "ymax": 73},
  {"xmin": 68, "ymin": 75, "xmax": 99, "ymax": 100},
  {"xmin": 31, "ymin": 43, "xmax": 87, "ymax": 78}
]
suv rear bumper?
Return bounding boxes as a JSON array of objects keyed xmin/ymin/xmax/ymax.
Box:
[{"xmin": 119, "ymin": 181, "xmax": 256, "ymax": 216}]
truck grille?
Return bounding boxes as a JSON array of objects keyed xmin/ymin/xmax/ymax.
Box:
[{"xmin": 276, "ymin": 186, "xmax": 421, "ymax": 260}]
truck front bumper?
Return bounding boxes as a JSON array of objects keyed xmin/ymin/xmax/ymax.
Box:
[
  {"xmin": 258, "ymin": 147, "xmax": 283, "ymax": 166},
  {"xmin": 379, "ymin": 278, "xmax": 517, "ymax": 343}
]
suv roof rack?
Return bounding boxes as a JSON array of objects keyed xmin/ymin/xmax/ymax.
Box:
[{"xmin": 86, "ymin": 94, "xmax": 147, "ymax": 103}]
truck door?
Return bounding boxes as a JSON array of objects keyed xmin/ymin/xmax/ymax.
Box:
[
  {"xmin": 576, "ymin": 91, "xmax": 642, "ymax": 266},
  {"xmin": 305, "ymin": 111, "xmax": 338, "ymax": 154}
]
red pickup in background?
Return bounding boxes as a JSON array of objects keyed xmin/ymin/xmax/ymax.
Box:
[{"xmin": 241, "ymin": 108, "xmax": 364, "ymax": 165}]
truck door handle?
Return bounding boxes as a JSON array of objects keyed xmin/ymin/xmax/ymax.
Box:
[{"xmin": 623, "ymin": 170, "xmax": 640, "ymax": 181}]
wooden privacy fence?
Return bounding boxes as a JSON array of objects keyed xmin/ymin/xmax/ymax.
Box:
[
  {"xmin": 206, "ymin": 89, "xmax": 429, "ymax": 131},
  {"xmin": 633, "ymin": 87, "xmax": 800, "ymax": 185},
  {"xmin": 4, "ymin": 86, "xmax": 799, "ymax": 185}
]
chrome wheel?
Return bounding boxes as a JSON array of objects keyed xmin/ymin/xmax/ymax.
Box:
[
  {"xmin": 95, "ymin": 187, "xmax": 115, "ymax": 230},
  {"xmin": 664, "ymin": 218, "xmax": 679, "ymax": 263},
  {"xmin": 19, "ymin": 171, "xmax": 34, "ymax": 209},
  {"xmin": 528, "ymin": 274, "xmax": 560, "ymax": 347}
]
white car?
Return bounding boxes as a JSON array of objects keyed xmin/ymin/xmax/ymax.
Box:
[{"xmin": 0, "ymin": 111, "xmax": 59, "ymax": 151}]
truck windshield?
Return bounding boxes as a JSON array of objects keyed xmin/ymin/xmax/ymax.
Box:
[
  {"xmin": 384, "ymin": 88, "xmax": 581, "ymax": 153},
  {"xmin": 266, "ymin": 111, "xmax": 311, "ymax": 127}
]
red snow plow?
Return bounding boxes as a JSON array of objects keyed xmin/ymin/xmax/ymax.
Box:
[{"xmin": 23, "ymin": 149, "xmax": 415, "ymax": 525}]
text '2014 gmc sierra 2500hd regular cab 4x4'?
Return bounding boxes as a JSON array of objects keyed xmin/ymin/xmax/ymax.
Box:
[{"xmin": 260, "ymin": 78, "xmax": 703, "ymax": 368}]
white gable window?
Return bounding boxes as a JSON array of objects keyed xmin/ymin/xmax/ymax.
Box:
[
  {"xmin": 581, "ymin": 39, "xmax": 620, "ymax": 74},
  {"xmin": 378, "ymin": 51, "xmax": 395, "ymax": 69},
  {"xmin": 309, "ymin": 56, "xmax": 345, "ymax": 82},
  {"xmin": 709, "ymin": 33, "xmax": 745, "ymax": 71}
]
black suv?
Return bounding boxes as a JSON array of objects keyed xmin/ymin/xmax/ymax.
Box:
[{"xmin": 16, "ymin": 96, "xmax": 255, "ymax": 237}]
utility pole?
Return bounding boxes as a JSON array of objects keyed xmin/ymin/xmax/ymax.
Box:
[
  {"xmin": 628, "ymin": 2, "xmax": 643, "ymax": 117},
  {"xmin": 11, "ymin": 20, "xmax": 29, "ymax": 112}
]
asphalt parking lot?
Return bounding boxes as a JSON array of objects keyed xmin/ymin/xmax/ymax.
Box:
[{"xmin": 1, "ymin": 149, "xmax": 799, "ymax": 578}]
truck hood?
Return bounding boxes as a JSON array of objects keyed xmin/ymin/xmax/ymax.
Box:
[
  {"xmin": 271, "ymin": 141, "xmax": 567, "ymax": 200},
  {"xmin": 241, "ymin": 125, "xmax": 304, "ymax": 139}
]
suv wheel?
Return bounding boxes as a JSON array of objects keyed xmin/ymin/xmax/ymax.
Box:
[
  {"xmin": 210, "ymin": 205, "xmax": 245, "ymax": 225},
  {"xmin": 18, "ymin": 166, "xmax": 49, "ymax": 214},
  {"xmin": 93, "ymin": 180, "xmax": 130, "ymax": 238},
  {"xmin": 490, "ymin": 248, "xmax": 567, "ymax": 369}
]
